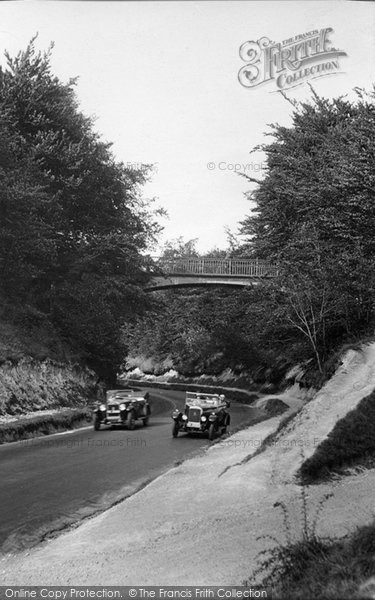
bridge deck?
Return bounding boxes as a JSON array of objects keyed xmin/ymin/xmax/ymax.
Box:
[{"xmin": 155, "ymin": 258, "xmax": 277, "ymax": 278}]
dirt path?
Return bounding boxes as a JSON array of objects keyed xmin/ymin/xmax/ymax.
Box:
[{"xmin": 1, "ymin": 345, "xmax": 375, "ymax": 585}]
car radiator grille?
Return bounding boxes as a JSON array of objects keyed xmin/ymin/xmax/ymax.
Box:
[{"xmin": 188, "ymin": 407, "xmax": 202, "ymax": 422}]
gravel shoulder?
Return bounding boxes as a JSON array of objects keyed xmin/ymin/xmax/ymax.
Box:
[{"xmin": 2, "ymin": 345, "xmax": 375, "ymax": 585}]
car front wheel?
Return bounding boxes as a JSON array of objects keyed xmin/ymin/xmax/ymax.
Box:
[
  {"xmin": 222, "ymin": 415, "xmax": 230, "ymax": 435},
  {"xmin": 127, "ymin": 411, "xmax": 135, "ymax": 430},
  {"xmin": 172, "ymin": 421, "xmax": 179, "ymax": 438},
  {"xmin": 208, "ymin": 423, "xmax": 216, "ymax": 441},
  {"xmin": 142, "ymin": 417, "xmax": 149, "ymax": 426}
]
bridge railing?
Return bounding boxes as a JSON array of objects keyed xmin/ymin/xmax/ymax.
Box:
[{"xmin": 155, "ymin": 258, "xmax": 277, "ymax": 278}]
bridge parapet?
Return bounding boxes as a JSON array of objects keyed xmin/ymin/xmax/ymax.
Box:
[{"xmin": 155, "ymin": 257, "xmax": 277, "ymax": 278}]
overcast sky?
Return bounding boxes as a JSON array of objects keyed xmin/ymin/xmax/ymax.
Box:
[{"xmin": 0, "ymin": 1, "xmax": 374, "ymax": 252}]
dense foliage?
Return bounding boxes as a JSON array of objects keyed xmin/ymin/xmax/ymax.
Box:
[
  {"xmin": 123, "ymin": 287, "xmax": 263, "ymax": 376},
  {"xmin": 123, "ymin": 238, "xmax": 292, "ymax": 380},
  {"xmin": 3, "ymin": 40, "xmax": 375, "ymax": 383},
  {"xmin": 126, "ymin": 91, "xmax": 375, "ymax": 378},
  {"xmin": 238, "ymin": 90, "xmax": 375, "ymax": 371},
  {"xmin": 0, "ymin": 39, "xmax": 160, "ymax": 381}
]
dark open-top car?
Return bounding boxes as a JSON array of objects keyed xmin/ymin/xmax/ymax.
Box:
[
  {"xmin": 172, "ymin": 391, "xmax": 230, "ymax": 441},
  {"xmin": 93, "ymin": 389, "xmax": 151, "ymax": 431}
]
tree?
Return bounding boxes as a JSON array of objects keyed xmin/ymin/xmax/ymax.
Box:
[
  {"xmin": 0, "ymin": 38, "xmax": 161, "ymax": 381},
  {"xmin": 239, "ymin": 89, "xmax": 375, "ymax": 368},
  {"xmin": 159, "ymin": 237, "xmax": 199, "ymax": 260}
]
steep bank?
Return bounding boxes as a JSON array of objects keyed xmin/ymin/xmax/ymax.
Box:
[
  {"xmin": 0, "ymin": 309, "xmax": 101, "ymax": 441},
  {"xmin": 0, "ymin": 359, "xmax": 98, "ymax": 417}
]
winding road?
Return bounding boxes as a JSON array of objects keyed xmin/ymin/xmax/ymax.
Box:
[{"xmin": 0, "ymin": 388, "xmax": 260, "ymax": 553}]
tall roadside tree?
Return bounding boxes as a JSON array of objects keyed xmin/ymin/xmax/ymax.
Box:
[
  {"xmin": 240, "ymin": 89, "xmax": 375, "ymax": 370},
  {"xmin": 0, "ymin": 38, "xmax": 162, "ymax": 381}
]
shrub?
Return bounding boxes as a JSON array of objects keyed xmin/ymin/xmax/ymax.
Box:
[
  {"xmin": 248, "ymin": 504, "xmax": 375, "ymax": 599},
  {"xmin": 263, "ymin": 398, "xmax": 289, "ymax": 416},
  {"xmin": 245, "ymin": 488, "xmax": 375, "ymax": 598},
  {"xmin": 300, "ymin": 390, "xmax": 375, "ymax": 482},
  {"xmin": 0, "ymin": 359, "xmax": 99, "ymax": 415},
  {"xmin": 248, "ymin": 487, "xmax": 335, "ymax": 595},
  {"xmin": 0, "ymin": 408, "xmax": 92, "ymax": 443}
]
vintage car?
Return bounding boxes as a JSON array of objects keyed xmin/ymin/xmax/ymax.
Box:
[
  {"xmin": 172, "ymin": 391, "xmax": 230, "ymax": 440},
  {"xmin": 93, "ymin": 389, "xmax": 151, "ymax": 431}
]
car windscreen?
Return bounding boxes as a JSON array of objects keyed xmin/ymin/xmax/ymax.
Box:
[{"xmin": 186, "ymin": 398, "xmax": 220, "ymax": 408}]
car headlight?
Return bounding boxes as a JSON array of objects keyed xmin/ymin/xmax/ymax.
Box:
[
  {"xmin": 182, "ymin": 414, "xmax": 188, "ymax": 421},
  {"xmin": 119, "ymin": 403, "xmax": 126, "ymax": 411},
  {"xmin": 100, "ymin": 404, "xmax": 106, "ymax": 411},
  {"xmin": 201, "ymin": 416, "xmax": 207, "ymax": 422}
]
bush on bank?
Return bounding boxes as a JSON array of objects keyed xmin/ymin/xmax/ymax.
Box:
[
  {"xmin": 254, "ymin": 519, "xmax": 375, "ymax": 599},
  {"xmin": 0, "ymin": 358, "xmax": 100, "ymax": 416},
  {"xmin": 249, "ymin": 485, "xmax": 375, "ymax": 599},
  {"xmin": 0, "ymin": 357, "xmax": 100, "ymax": 443},
  {"xmin": 299, "ymin": 390, "xmax": 375, "ymax": 482},
  {"xmin": 0, "ymin": 408, "xmax": 92, "ymax": 444}
]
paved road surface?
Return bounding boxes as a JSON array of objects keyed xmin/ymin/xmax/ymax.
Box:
[{"xmin": 0, "ymin": 388, "xmax": 260, "ymax": 553}]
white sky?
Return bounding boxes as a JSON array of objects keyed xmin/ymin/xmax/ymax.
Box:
[{"xmin": 0, "ymin": 1, "xmax": 374, "ymax": 252}]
